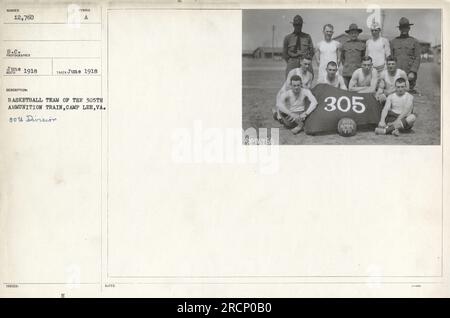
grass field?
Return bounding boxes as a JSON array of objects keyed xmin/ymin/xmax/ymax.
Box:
[{"xmin": 242, "ymin": 58, "xmax": 441, "ymax": 145}]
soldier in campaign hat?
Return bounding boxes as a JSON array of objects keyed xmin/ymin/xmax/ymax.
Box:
[
  {"xmin": 340, "ymin": 23, "xmax": 365, "ymax": 87},
  {"xmin": 390, "ymin": 17, "xmax": 421, "ymax": 92},
  {"xmin": 282, "ymin": 15, "xmax": 315, "ymax": 78}
]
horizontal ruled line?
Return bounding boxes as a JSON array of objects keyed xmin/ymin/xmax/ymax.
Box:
[
  {"xmin": 2, "ymin": 281, "xmax": 441, "ymax": 285},
  {"xmin": 3, "ymin": 57, "xmax": 101, "ymax": 59},
  {"xmin": 3, "ymin": 39, "xmax": 101, "ymax": 42},
  {"xmin": 107, "ymin": 8, "xmax": 241, "ymax": 11},
  {"xmin": 108, "ymin": 281, "xmax": 441, "ymax": 285},
  {"xmin": 4, "ymin": 282, "xmax": 100, "ymax": 285},
  {"xmin": 107, "ymin": 274, "xmax": 443, "ymax": 278},
  {"xmin": 3, "ymin": 22, "xmax": 101, "ymax": 25},
  {"xmin": 3, "ymin": 74, "xmax": 101, "ymax": 77}
]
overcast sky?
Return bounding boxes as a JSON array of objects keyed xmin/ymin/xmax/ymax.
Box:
[{"xmin": 242, "ymin": 9, "xmax": 441, "ymax": 51}]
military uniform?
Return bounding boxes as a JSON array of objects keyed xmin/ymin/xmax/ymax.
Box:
[
  {"xmin": 282, "ymin": 32, "xmax": 314, "ymax": 78},
  {"xmin": 340, "ymin": 23, "xmax": 365, "ymax": 87},
  {"xmin": 390, "ymin": 17, "xmax": 421, "ymax": 90},
  {"xmin": 390, "ymin": 35, "xmax": 421, "ymax": 89},
  {"xmin": 340, "ymin": 39, "xmax": 365, "ymax": 87}
]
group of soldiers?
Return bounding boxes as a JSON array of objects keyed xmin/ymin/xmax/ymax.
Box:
[
  {"xmin": 282, "ymin": 15, "xmax": 421, "ymax": 91},
  {"xmin": 273, "ymin": 15, "xmax": 421, "ymax": 136}
]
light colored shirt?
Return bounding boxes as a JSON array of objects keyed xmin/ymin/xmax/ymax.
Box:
[
  {"xmin": 349, "ymin": 68, "xmax": 378, "ymax": 92},
  {"xmin": 379, "ymin": 69, "xmax": 409, "ymax": 95},
  {"xmin": 318, "ymin": 74, "xmax": 347, "ymax": 90},
  {"xmin": 316, "ymin": 40, "xmax": 340, "ymax": 80},
  {"xmin": 285, "ymin": 68, "xmax": 313, "ymax": 89},
  {"xmin": 387, "ymin": 92, "xmax": 414, "ymax": 115},
  {"xmin": 276, "ymin": 68, "xmax": 313, "ymax": 107},
  {"xmin": 366, "ymin": 37, "xmax": 390, "ymax": 69},
  {"xmin": 279, "ymin": 88, "xmax": 316, "ymax": 113}
]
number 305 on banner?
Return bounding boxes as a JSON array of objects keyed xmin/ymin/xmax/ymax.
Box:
[{"xmin": 323, "ymin": 96, "xmax": 366, "ymax": 114}]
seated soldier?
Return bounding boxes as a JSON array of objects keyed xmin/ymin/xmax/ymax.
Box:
[
  {"xmin": 349, "ymin": 56, "xmax": 378, "ymax": 93},
  {"xmin": 375, "ymin": 56, "xmax": 409, "ymax": 103},
  {"xmin": 273, "ymin": 57, "xmax": 313, "ymax": 121},
  {"xmin": 285, "ymin": 57, "xmax": 314, "ymax": 89},
  {"xmin": 317, "ymin": 61, "xmax": 347, "ymax": 90},
  {"xmin": 375, "ymin": 78, "xmax": 416, "ymax": 136},
  {"xmin": 276, "ymin": 75, "xmax": 318, "ymax": 134}
]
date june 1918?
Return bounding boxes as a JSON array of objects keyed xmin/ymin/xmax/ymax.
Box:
[{"xmin": 10, "ymin": 115, "xmax": 57, "ymax": 123}]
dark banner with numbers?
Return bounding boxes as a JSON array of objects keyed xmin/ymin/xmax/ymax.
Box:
[{"xmin": 304, "ymin": 84, "xmax": 382, "ymax": 135}]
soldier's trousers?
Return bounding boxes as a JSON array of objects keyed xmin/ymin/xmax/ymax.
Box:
[
  {"xmin": 343, "ymin": 76, "xmax": 352, "ymax": 88},
  {"xmin": 408, "ymin": 71, "xmax": 417, "ymax": 90}
]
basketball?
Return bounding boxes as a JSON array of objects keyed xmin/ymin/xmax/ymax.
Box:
[{"xmin": 337, "ymin": 117, "xmax": 357, "ymax": 137}]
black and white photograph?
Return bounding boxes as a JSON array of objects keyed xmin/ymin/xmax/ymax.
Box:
[
  {"xmin": 1, "ymin": 1, "xmax": 449, "ymax": 300},
  {"xmin": 242, "ymin": 9, "xmax": 441, "ymax": 144}
]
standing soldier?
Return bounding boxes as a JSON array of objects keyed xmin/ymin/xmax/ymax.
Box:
[
  {"xmin": 365, "ymin": 21, "xmax": 391, "ymax": 74},
  {"xmin": 282, "ymin": 15, "xmax": 314, "ymax": 78},
  {"xmin": 315, "ymin": 24, "xmax": 341, "ymax": 82},
  {"xmin": 340, "ymin": 23, "xmax": 365, "ymax": 88},
  {"xmin": 390, "ymin": 17, "xmax": 421, "ymax": 93}
]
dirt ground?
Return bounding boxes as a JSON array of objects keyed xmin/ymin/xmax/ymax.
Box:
[{"xmin": 242, "ymin": 58, "xmax": 441, "ymax": 145}]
